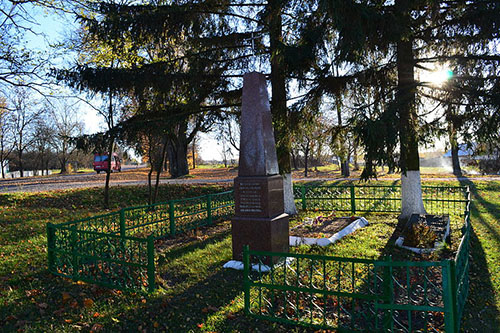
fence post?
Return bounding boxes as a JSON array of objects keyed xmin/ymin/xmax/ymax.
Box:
[
  {"xmin": 381, "ymin": 255, "xmax": 393, "ymax": 331},
  {"xmin": 70, "ymin": 226, "xmax": 79, "ymax": 281},
  {"xmin": 443, "ymin": 260, "xmax": 458, "ymax": 333},
  {"xmin": 147, "ymin": 235, "xmax": 156, "ymax": 293},
  {"xmin": 243, "ymin": 245, "xmax": 250, "ymax": 315},
  {"xmin": 47, "ymin": 223, "xmax": 55, "ymax": 272},
  {"xmin": 301, "ymin": 185, "xmax": 306, "ymax": 210},
  {"xmin": 466, "ymin": 186, "xmax": 471, "ymax": 225},
  {"xmin": 350, "ymin": 185, "xmax": 356, "ymax": 215},
  {"xmin": 119, "ymin": 209, "xmax": 126, "ymax": 238},
  {"xmin": 169, "ymin": 200, "xmax": 176, "ymax": 236},
  {"xmin": 207, "ymin": 194, "xmax": 212, "ymax": 225}
]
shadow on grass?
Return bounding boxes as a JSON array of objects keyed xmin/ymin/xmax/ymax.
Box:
[
  {"xmin": 460, "ymin": 227, "xmax": 500, "ymax": 332},
  {"xmin": 455, "ymin": 176, "xmax": 500, "ymax": 331},
  {"xmin": 114, "ymin": 249, "xmax": 295, "ymax": 332},
  {"xmin": 458, "ymin": 177, "xmax": 500, "ymax": 245},
  {"xmin": 157, "ymin": 228, "xmax": 231, "ymax": 262}
]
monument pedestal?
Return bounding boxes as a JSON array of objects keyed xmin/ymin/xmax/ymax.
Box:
[
  {"xmin": 231, "ymin": 213, "xmax": 289, "ymax": 262},
  {"xmin": 232, "ymin": 175, "xmax": 289, "ymax": 263}
]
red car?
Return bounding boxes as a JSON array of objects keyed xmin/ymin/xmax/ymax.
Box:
[{"xmin": 93, "ymin": 153, "xmax": 121, "ymax": 174}]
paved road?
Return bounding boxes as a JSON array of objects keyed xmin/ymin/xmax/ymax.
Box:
[{"xmin": 1, "ymin": 170, "xmax": 499, "ymax": 194}]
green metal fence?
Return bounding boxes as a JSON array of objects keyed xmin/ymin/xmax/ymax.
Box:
[
  {"xmin": 294, "ymin": 184, "xmax": 467, "ymax": 217},
  {"xmin": 48, "ymin": 182, "xmax": 471, "ymax": 330},
  {"xmin": 245, "ymin": 185, "xmax": 471, "ymax": 332},
  {"xmin": 47, "ymin": 190, "xmax": 234, "ymax": 292}
]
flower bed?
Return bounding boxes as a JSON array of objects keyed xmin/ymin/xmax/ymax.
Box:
[{"xmin": 395, "ymin": 214, "xmax": 450, "ymax": 254}]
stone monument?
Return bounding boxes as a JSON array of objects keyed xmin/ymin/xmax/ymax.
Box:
[{"xmin": 231, "ymin": 72, "xmax": 289, "ymax": 263}]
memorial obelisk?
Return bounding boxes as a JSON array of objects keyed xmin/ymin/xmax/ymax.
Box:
[{"xmin": 231, "ymin": 72, "xmax": 289, "ymax": 262}]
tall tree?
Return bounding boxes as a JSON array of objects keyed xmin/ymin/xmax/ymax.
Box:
[
  {"xmin": 51, "ymin": 102, "xmax": 84, "ymax": 174},
  {"xmin": 0, "ymin": 97, "xmax": 14, "ymax": 178},
  {"xmin": 32, "ymin": 112, "xmax": 54, "ymax": 175},
  {"xmin": 61, "ymin": 0, "xmax": 326, "ymax": 215},
  {"xmin": 10, "ymin": 87, "xmax": 43, "ymax": 177},
  {"xmin": 298, "ymin": 0, "xmax": 500, "ymax": 219}
]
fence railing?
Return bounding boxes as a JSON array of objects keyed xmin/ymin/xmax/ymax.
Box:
[
  {"xmin": 47, "ymin": 190, "xmax": 234, "ymax": 292},
  {"xmin": 245, "ymin": 185, "xmax": 471, "ymax": 332},
  {"xmin": 48, "ymin": 182, "xmax": 471, "ymax": 331},
  {"xmin": 294, "ymin": 184, "xmax": 467, "ymax": 217}
]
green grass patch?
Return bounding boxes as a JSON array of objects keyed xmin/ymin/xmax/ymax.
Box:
[{"xmin": 0, "ymin": 180, "xmax": 499, "ymax": 331}]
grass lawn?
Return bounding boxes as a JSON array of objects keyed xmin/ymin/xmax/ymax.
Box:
[{"xmin": 0, "ymin": 180, "xmax": 499, "ymax": 332}]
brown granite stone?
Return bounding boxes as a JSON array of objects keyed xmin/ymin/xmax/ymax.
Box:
[
  {"xmin": 231, "ymin": 72, "xmax": 289, "ymax": 263},
  {"xmin": 238, "ymin": 72, "xmax": 279, "ymax": 177},
  {"xmin": 234, "ymin": 175, "xmax": 284, "ymax": 218},
  {"xmin": 231, "ymin": 214, "xmax": 289, "ymax": 263}
]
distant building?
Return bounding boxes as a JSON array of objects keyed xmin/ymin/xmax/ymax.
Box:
[{"xmin": 443, "ymin": 144, "xmax": 474, "ymax": 158}]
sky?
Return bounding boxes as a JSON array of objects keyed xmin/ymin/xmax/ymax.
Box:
[{"xmin": 24, "ymin": 4, "xmax": 229, "ymax": 162}]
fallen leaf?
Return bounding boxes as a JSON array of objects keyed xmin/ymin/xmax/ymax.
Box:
[
  {"xmin": 91, "ymin": 323, "xmax": 103, "ymax": 332},
  {"xmin": 83, "ymin": 298, "xmax": 94, "ymax": 308},
  {"xmin": 62, "ymin": 292, "xmax": 71, "ymax": 304}
]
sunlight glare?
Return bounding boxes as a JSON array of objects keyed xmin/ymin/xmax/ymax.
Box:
[{"xmin": 422, "ymin": 67, "xmax": 453, "ymax": 86}]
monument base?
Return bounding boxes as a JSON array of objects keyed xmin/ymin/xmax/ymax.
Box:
[{"xmin": 231, "ymin": 213, "xmax": 289, "ymax": 263}]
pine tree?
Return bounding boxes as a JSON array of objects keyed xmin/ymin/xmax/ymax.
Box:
[
  {"xmin": 298, "ymin": 0, "xmax": 500, "ymax": 219},
  {"xmin": 56, "ymin": 0, "xmax": 324, "ymax": 214}
]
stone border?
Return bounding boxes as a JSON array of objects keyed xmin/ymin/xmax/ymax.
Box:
[
  {"xmin": 394, "ymin": 216, "xmax": 451, "ymax": 254},
  {"xmin": 223, "ymin": 257, "xmax": 295, "ymax": 272},
  {"xmin": 289, "ymin": 217, "xmax": 369, "ymax": 247}
]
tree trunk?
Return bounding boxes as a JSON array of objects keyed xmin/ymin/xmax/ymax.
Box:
[
  {"xmin": 1, "ymin": 158, "xmax": 4, "ymax": 179},
  {"xmin": 153, "ymin": 139, "xmax": 168, "ymax": 204},
  {"xmin": 60, "ymin": 157, "xmax": 67, "ymax": 174},
  {"xmin": 396, "ymin": 0, "xmax": 425, "ymax": 219},
  {"xmin": 147, "ymin": 165, "xmax": 153, "ymax": 205},
  {"xmin": 191, "ymin": 137, "xmax": 196, "ymax": 169},
  {"xmin": 269, "ymin": 0, "xmax": 296, "ymax": 215},
  {"xmin": 167, "ymin": 139, "xmax": 189, "ymax": 178},
  {"xmin": 353, "ymin": 141, "xmax": 359, "ymax": 171},
  {"xmin": 103, "ymin": 90, "xmax": 115, "ymax": 209},
  {"xmin": 451, "ymin": 142, "xmax": 462, "ymax": 176},
  {"xmin": 304, "ymin": 145, "xmax": 309, "ymax": 178},
  {"xmin": 341, "ymin": 159, "xmax": 350, "ymax": 177},
  {"xmin": 291, "ymin": 150, "xmax": 298, "ymax": 170},
  {"xmin": 18, "ymin": 149, "xmax": 24, "ymax": 177},
  {"xmin": 447, "ymin": 110, "xmax": 462, "ymax": 176},
  {"xmin": 336, "ymin": 93, "xmax": 350, "ymax": 178},
  {"xmin": 388, "ymin": 164, "xmax": 395, "ymax": 174},
  {"xmin": 104, "ymin": 140, "xmax": 113, "ymax": 209},
  {"xmin": 147, "ymin": 144, "xmax": 154, "ymax": 205}
]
